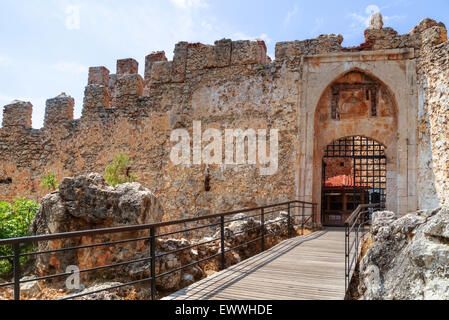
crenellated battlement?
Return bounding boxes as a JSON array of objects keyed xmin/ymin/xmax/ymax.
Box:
[
  {"xmin": 2, "ymin": 100, "xmax": 33, "ymax": 129},
  {"xmin": 1, "ymin": 17, "xmax": 447, "ymax": 134},
  {"xmin": 0, "ymin": 15, "xmax": 448, "ymax": 223},
  {"xmin": 44, "ymin": 93, "xmax": 74, "ymax": 127}
]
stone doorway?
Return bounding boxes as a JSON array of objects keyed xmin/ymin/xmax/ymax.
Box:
[
  {"xmin": 296, "ymin": 54, "xmax": 420, "ymax": 224},
  {"xmin": 321, "ymin": 136, "xmax": 387, "ymax": 227}
]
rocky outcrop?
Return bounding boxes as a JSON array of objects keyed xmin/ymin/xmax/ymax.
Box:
[
  {"xmin": 30, "ymin": 173, "xmax": 164, "ymax": 280},
  {"xmin": 368, "ymin": 13, "xmax": 383, "ymax": 30},
  {"xmin": 357, "ymin": 207, "xmax": 449, "ymax": 300},
  {"xmin": 32, "ymin": 173, "xmax": 164, "ymax": 234},
  {"xmin": 26, "ymin": 175, "xmax": 296, "ymax": 298},
  {"xmin": 64, "ymin": 282, "xmax": 128, "ymax": 300}
]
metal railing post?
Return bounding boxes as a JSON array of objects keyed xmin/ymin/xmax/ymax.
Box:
[
  {"xmin": 301, "ymin": 202, "xmax": 305, "ymax": 235},
  {"xmin": 150, "ymin": 226, "xmax": 156, "ymax": 301},
  {"xmin": 261, "ymin": 208, "xmax": 265, "ymax": 252},
  {"xmin": 220, "ymin": 215, "xmax": 225, "ymax": 270},
  {"xmin": 345, "ymin": 223, "xmax": 349, "ymax": 292},
  {"xmin": 287, "ymin": 203, "xmax": 292, "ymax": 238},
  {"xmin": 13, "ymin": 243, "xmax": 21, "ymax": 300},
  {"xmin": 355, "ymin": 219, "xmax": 359, "ymax": 262}
]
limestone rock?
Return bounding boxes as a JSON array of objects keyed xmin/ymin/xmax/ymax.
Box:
[
  {"xmin": 357, "ymin": 207, "xmax": 449, "ymax": 300},
  {"xmin": 20, "ymin": 276, "xmax": 41, "ymax": 296},
  {"xmin": 368, "ymin": 13, "xmax": 383, "ymax": 30},
  {"xmin": 65, "ymin": 282, "xmax": 126, "ymax": 300},
  {"xmin": 30, "ymin": 173, "xmax": 164, "ymax": 281},
  {"xmin": 180, "ymin": 273, "xmax": 195, "ymax": 288},
  {"xmin": 411, "ymin": 18, "xmax": 446, "ymax": 34},
  {"xmin": 32, "ymin": 173, "xmax": 164, "ymax": 233}
]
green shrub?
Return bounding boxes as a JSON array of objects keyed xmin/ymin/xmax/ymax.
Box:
[
  {"xmin": 40, "ymin": 172, "xmax": 59, "ymax": 191},
  {"xmin": 0, "ymin": 198, "xmax": 39, "ymax": 275},
  {"xmin": 105, "ymin": 154, "xmax": 137, "ymax": 187}
]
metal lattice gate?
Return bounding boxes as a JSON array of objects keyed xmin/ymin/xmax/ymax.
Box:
[{"xmin": 321, "ymin": 136, "xmax": 386, "ymax": 226}]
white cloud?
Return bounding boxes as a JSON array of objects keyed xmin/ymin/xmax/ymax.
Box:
[
  {"xmin": 0, "ymin": 93, "xmax": 47, "ymax": 129},
  {"xmin": 0, "ymin": 55, "xmax": 13, "ymax": 67},
  {"xmin": 232, "ymin": 32, "xmax": 272, "ymax": 44},
  {"xmin": 366, "ymin": 5, "xmax": 381, "ymax": 16},
  {"xmin": 0, "ymin": 93, "xmax": 18, "ymax": 106},
  {"xmin": 284, "ymin": 5, "xmax": 299, "ymax": 26},
  {"xmin": 0, "ymin": 93, "xmax": 45, "ymax": 106},
  {"xmin": 310, "ymin": 17, "xmax": 325, "ymax": 36},
  {"xmin": 65, "ymin": 5, "xmax": 81, "ymax": 30},
  {"xmin": 170, "ymin": 0, "xmax": 208, "ymax": 9},
  {"xmin": 54, "ymin": 62, "xmax": 87, "ymax": 75},
  {"xmin": 201, "ymin": 21, "xmax": 212, "ymax": 31},
  {"xmin": 349, "ymin": 4, "xmax": 405, "ymax": 29}
]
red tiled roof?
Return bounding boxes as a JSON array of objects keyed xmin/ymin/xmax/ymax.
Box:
[{"xmin": 324, "ymin": 175, "xmax": 371, "ymax": 188}]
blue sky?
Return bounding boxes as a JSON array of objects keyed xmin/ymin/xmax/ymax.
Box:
[{"xmin": 0, "ymin": 0, "xmax": 448, "ymax": 128}]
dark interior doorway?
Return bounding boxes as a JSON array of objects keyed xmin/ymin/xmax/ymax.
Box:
[{"xmin": 321, "ymin": 136, "xmax": 386, "ymax": 227}]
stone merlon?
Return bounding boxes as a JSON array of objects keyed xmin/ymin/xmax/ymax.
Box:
[
  {"xmin": 144, "ymin": 51, "xmax": 168, "ymax": 86},
  {"xmin": 88, "ymin": 66, "xmax": 110, "ymax": 86},
  {"xmin": 44, "ymin": 93, "xmax": 74, "ymax": 127},
  {"xmin": 2, "ymin": 100, "xmax": 33, "ymax": 128},
  {"xmin": 0, "ymin": 14, "xmax": 449, "ymax": 222},
  {"xmin": 117, "ymin": 58, "xmax": 139, "ymax": 75},
  {"xmin": 0, "ymin": 17, "xmax": 447, "ymax": 134}
]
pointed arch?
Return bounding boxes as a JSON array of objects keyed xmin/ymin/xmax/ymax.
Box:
[{"xmin": 298, "ymin": 51, "xmax": 418, "ymax": 221}]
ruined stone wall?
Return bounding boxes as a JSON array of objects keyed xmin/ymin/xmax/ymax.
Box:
[
  {"xmin": 357, "ymin": 18, "xmax": 448, "ymax": 209},
  {"xmin": 419, "ymin": 29, "xmax": 449, "ymax": 207},
  {"xmin": 0, "ymin": 17, "xmax": 447, "ymax": 224},
  {"xmin": 0, "ymin": 39, "xmax": 303, "ymax": 225}
]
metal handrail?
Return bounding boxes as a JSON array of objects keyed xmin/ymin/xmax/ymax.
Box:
[
  {"xmin": 0, "ymin": 200, "xmax": 315, "ymax": 246},
  {"xmin": 0, "ymin": 200, "xmax": 318, "ymax": 300},
  {"xmin": 344, "ymin": 203, "xmax": 380, "ymax": 294}
]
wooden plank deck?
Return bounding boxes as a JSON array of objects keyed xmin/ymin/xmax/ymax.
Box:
[{"xmin": 163, "ymin": 229, "xmax": 346, "ymax": 300}]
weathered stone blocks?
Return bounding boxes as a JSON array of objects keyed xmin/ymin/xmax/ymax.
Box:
[
  {"xmin": 422, "ymin": 26, "xmax": 448, "ymax": 47},
  {"xmin": 2, "ymin": 100, "xmax": 33, "ymax": 128},
  {"xmin": 82, "ymin": 85, "xmax": 111, "ymax": 110},
  {"xmin": 368, "ymin": 12, "xmax": 384, "ymax": 30},
  {"xmin": 412, "ymin": 18, "xmax": 447, "ymax": 34},
  {"xmin": 144, "ymin": 51, "xmax": 167, "ymax": 86},
  {"xmin": 231, "ymin": 40, "xmax": 267, "ymax": 65},
  {"xmin": 115, "ymin": 74, "xmax": 143, "ymax": 97},
  {"xmin": 150, "ymin": 61, "xmax": 173, "ymax": 84},
  {"xmin": 88, "ymin": 66, "xmax": 110, "ymax": 86},
  {"xmin": 186, "ymin": 39, "xmax": 232, "ymax": 71},
  {"xmin": 117, "ymin": 58, "xmax": 139, "ymax": 75},
  {"xmin": 172, "ymin": 42, "xmax": 188, "ymax": 83},
  {"xmin": 214, "ymin": 39, "xmax": 232, "ymax": 67},
  {"xmin": 44, "ymin": 93, "xmax": 74, "ymax": 127},
  {"xmin": 149, "ymin": 39, "xmax": 266, "ymax": 83},
  {"xmin": 275, "ymin": 34, "xmax": 343, "ymax": 61}
]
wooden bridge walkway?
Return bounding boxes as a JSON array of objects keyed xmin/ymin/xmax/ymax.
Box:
[{"xmin": 163, "ymin": 229, "xmax": 346, "ymax": 300}]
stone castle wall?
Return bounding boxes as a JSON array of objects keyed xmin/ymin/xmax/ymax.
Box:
[
  {"xmin": 0, "ymin": 17, "xmax": 448, "ymax": 224},
  {"xmin": 419, "ymin": 29, "xmax": 449, "ymax": 207}
]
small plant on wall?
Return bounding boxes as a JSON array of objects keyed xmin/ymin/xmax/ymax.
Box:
[
  {"xmin": 105, "ymin": 154, "xmax": 137, "ymax": 187},
  {"xmin": 40, "ymin": 172, "xmax": 59, "ymax": 191}
]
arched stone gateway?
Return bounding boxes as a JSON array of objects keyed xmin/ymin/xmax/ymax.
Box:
[
  {"xmin": 321, "ymin": 136, "xmax": 387, "ymax": 226},
  {"xmin": 297, "ymin": 51, "xmax": 419, "ymax": 224},
  {"xmin": 316, "ymin": 70, "xmax": 396, "ymax": 226}
]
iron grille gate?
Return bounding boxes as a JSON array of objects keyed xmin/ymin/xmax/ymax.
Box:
[{"xmin": 322, "ymin": 136, "xmax": 386, "ymax": 226}]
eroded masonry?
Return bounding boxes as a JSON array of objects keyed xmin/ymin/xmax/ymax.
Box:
[{"xmin": 0, "ymin": 15, "xmax": 448, "ymax": 227}]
